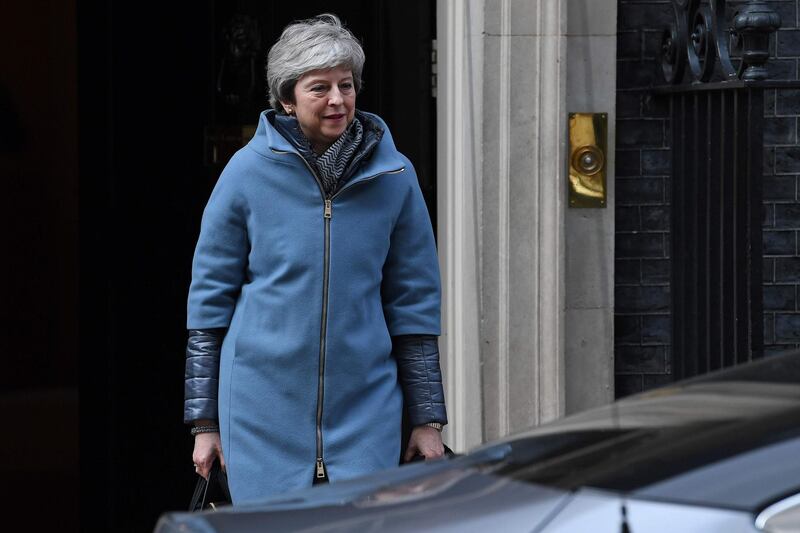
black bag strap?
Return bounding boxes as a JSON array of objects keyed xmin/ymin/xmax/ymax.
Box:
[
  {"xmin": 189, "ymin": 461, "xmax": 231, "ymax": 511},
  {"xmin": 189, "ymin": 474, "xmax": 210, "ymax": 512}
]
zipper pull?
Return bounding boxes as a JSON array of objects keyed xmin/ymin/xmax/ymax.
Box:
[
  {"xmin": 316, "ymin": 457, "xmax": 326, "ymax": 479},
  {"xmin": 324, "ymin": 199, "xmax": 332, "ymax": 219}
]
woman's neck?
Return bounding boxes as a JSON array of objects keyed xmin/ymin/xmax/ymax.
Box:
[{"xmin": 311, "ymin": 142, "xmax": 332, "ymax": 156}]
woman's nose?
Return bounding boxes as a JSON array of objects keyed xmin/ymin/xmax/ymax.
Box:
[{"xmin": 328, "ymin": 88, "xmax": 343, "ymax": 105}]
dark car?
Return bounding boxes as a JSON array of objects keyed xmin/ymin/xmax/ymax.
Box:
[{"xmin": 155, "ymin": 351, "xmax": 800, "ymax": 532}]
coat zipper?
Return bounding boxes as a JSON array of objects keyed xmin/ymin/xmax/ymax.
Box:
[
  {"xmin": 271, "ymin": 147, "xmax": 403, "ymax": 481},
  {"xmin": 316, "ymin": 203, "xmax": 331, "ymax": 479}
]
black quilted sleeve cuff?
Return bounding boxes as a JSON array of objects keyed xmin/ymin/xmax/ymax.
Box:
[
  {"xmin": 392, "ymin": 335, "xmax": 448, "ymax": 427},
  {"xmin": 184, "ymin": 328, "xmax": 225, "ymax": 424}
]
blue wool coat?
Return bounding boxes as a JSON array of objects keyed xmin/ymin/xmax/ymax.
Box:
[{"xmin": 187, "ymin": 110, "xmax": 441, "ymax": 503}]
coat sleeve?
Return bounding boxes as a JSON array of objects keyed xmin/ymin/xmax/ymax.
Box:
[
  {"xmin": 187, "ymin": 163, "xmax": 250, "ymax": 329},
  {"xmin": 381, "ymin": 169, "xmax": 441, "ymax": 336},
  {"xmin": 382, "ymin": 168, "xmax": 446, "ymax": 426},
  {"xmin": 184, "ymin": 328, "xmax": 225, "ymax": 424},
  {"xmin": 393, "ymin": 335, "xmax": 448, "ymax": 426}
]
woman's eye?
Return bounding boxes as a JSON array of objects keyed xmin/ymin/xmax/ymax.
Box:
[
  {"xmin": 311, "ymin": 86, "xmax": 326, "ymax": 93},
  {"xmin": 340, "ymin": 83, "xmax": 353, "ymax": 91}
]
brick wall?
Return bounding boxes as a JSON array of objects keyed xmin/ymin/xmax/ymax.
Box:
[
  {"xmin": 764, "ymin": 1, "xmax": 800, "ymax": 354},
  {"xmin": 615, "ymin": 0, "xmax": 800, "ymax": 397}
]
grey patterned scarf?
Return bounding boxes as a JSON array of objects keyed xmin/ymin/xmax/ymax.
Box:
[{"xmin": 313, "ymin": 117, "xmax": 364, "ymax": 196}]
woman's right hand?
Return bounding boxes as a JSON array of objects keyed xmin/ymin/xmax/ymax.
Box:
[{"xmin": 192, "ymin": 430, "xmax": 225, "ymax": 479}]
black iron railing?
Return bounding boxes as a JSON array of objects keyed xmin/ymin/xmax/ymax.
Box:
[{"xmin": 654, "ymin": 0, "xmax": 797, "ymax": 378}]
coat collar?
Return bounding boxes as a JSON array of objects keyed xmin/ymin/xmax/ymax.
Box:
[{"xmin": 248, "ymin": 109, "xmax": 406, "ymax": 189}]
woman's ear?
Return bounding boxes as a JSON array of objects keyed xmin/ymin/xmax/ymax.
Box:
[{"xmin": 280, "ymin": 101, "xmax": 294, "ymax": 115}]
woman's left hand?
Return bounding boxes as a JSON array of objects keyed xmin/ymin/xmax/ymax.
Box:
[{"xmin": 404, "ymin": 425, "xmax": 445, "ymax": 462}]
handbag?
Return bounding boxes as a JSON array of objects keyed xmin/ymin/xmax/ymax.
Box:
[{"xmin": 189, "ymin": 461, "xmax": 232, "ymax": 511}]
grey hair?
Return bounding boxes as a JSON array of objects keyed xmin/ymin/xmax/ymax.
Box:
[{"xmin": 266, "ymin": 14, "xmax": 365, "ymax": 113}]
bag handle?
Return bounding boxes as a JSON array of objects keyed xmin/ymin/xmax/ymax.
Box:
[{"xmin": 189, "ymin": 461, "xmax": 230, "ymax": 511}]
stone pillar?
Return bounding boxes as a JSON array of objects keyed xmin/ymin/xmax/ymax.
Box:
[
  {"xmin": 564, "ymin": 0, "xmax": 617, "ymax": 413},
  {"xmin": 436, "ymin": 0, "xmax": 486, "ymax": 451},
  {"xmin": 437, "ymin": 0, "xmax": 616, "ymax": 448},
  {"xmin": 480, "ymin": 0, "xmax": 568, "ymax": 439}
]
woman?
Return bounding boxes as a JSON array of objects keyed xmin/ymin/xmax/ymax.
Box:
[{"xmin": 184, "ymin": 14, "xmax": 447, "ymax": 504}]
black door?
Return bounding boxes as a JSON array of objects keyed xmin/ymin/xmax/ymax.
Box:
[{"xmin": 78, "ymin": 2, "xmax": 436, "ymax": 531}]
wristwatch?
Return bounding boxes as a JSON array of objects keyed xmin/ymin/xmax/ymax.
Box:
[{"xmin": 424, "ymin": 422, "xmax": 443, "ymax": 432}]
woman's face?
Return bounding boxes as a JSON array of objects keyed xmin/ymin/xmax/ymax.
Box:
[{"xmin": 285, "ymin": 66, "xmax": 356, "ymax": 151}]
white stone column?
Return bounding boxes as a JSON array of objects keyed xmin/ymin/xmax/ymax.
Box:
[
  {"xmin": 481, "ymin": 0, "xmax": 568, "ymax": 439},
  {"xmin": 436, "ymin": 0, "xmax": 486, "ymax": 451},
  {"xmin": 438, "ymin": 0, "xmax": 616, "ymax": 447}
]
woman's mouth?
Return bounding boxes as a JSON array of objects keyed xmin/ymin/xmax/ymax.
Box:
[{"xmin": 325, "ymin": 114, "xmax": 345, "ymax": 120}]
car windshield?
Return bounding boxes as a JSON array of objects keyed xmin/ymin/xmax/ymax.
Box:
[{"xmin": 476, "ymin": 381, "xmax": 800, "ymax": 512}]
